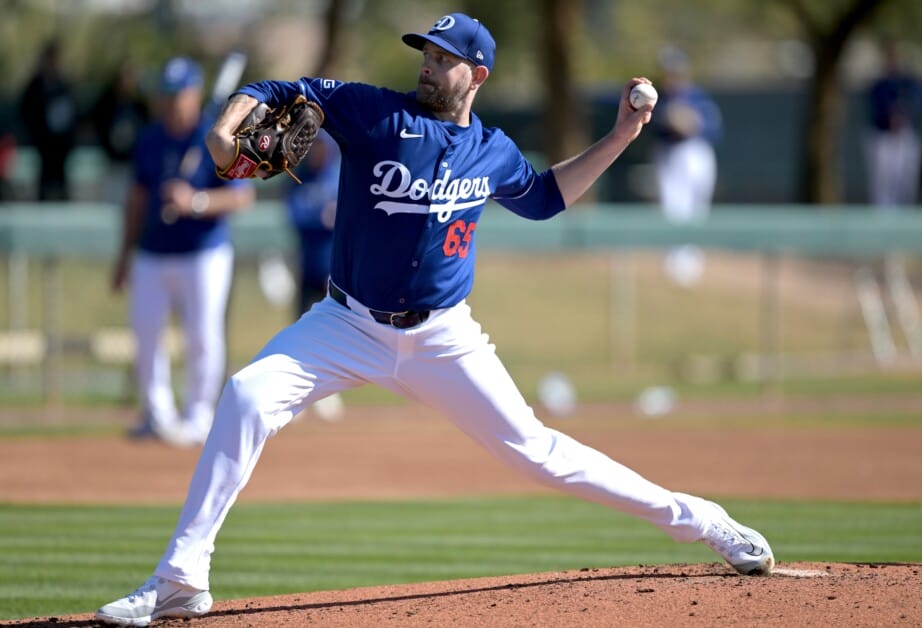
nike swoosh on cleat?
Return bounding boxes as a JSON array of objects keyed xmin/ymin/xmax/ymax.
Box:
[
  {"xmin": 726, "ymin": 520, "xmax": 762, "ymax": 556},
  {"xmin": 157, "ymin": 589, "xmax": 192, "ymax": 608},
  {"xmin": 400, "ymin": 129, "xmax": 424, "ymax": 139}
]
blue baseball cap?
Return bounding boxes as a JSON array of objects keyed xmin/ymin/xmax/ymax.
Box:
[
  {"xmin": 159, "ymin": 56, "xmax": 203, "ymax": 93},
  {"xmin": 402, "ymin": 13, "xmax": 495, "ymax": 71}
]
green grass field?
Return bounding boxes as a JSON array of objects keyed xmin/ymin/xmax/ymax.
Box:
[{"xmin": 1, "ymin": 497, "xmax": 920, "ymax": 620}]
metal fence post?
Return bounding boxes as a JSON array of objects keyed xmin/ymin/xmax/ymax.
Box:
[
  {"xmin": 41, "ymin": 257, "xmax": 60, "ymax": 403},
  {"xmin": 760, "ymin": 252, "xmax": 782, "ymax": 394}
]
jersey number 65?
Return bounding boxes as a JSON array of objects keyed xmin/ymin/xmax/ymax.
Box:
[{"xmin": 443, "ymin": 219, "xmax": 477, "ymax": 258}]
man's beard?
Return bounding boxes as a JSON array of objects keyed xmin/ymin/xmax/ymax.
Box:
[{"xmin": 416, "ymin": 76, "xmax": 468, "ymax": 112}]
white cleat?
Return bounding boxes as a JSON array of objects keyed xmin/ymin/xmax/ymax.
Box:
[
  {"xmin": 96, "ymin": 576, "xmax": 213, "ymax": 626},
  {"xmin": 700, "ymin": 501, "xmax": 775, "ymax": 576}
]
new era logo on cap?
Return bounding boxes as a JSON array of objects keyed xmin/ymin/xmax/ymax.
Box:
[{"xmin": 402, "ymin": 12, "xmax": 496, "ymax": 71}]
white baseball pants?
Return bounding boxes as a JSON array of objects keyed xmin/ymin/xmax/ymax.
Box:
[
  {"xmin": 155, "ymin": 293, "xmax": 712, "ymax": 590},
  {"xmin": 130, "ymin": 243, "xmax": 233, "ymax": 435},
  {"xmin": 655, "ymin": 137, "xmax": 716, "ymax": 286},
  {"xmin": 865, "ymin": 127, "xmax": 921, "ymax": 207},
  {"xmin": 654, "ymin": 137, "xmax": 716, "ymax": 222}
]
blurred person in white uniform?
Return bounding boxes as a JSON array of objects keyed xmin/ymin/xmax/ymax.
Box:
[
  {"xmin": 864, "ymin": 40, "xmax": 922, "ymax": 209},
  {"xmin": 651, "ymin": 47, "xmax": 722, "ymax": 287},
  {"xmin": 110, "ymin": 57, "xmax": 254, "ymax": 445}
]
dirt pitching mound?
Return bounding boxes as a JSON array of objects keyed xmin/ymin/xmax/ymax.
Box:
[{"xmin": 7, "ymin": 562, "xmax": 920, "ymax": 627}]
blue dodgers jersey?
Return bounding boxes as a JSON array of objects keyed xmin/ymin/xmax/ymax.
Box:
[
  {"xmin": 133, "ymin": 117, "xmax": 249, "ymax": 255},
  {"xmin": 237, "ymin": 78, "xmax": 566, "ymax": 312}
]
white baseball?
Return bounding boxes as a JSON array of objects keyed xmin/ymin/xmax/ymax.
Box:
[
  {"xmin": 630, "ymin": 83, "xmax": 658, "ymax": 109},
  {"xmin": 538, "ymin": 371, "xmax": 577, "ymax": 417}
]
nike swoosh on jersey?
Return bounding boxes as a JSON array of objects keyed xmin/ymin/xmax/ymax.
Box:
[{"xmin": 400, "ymin": 129, "xmax": 424, "ymax": 139}]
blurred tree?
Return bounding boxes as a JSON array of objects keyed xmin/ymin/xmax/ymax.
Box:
[
  {"xmin": 539, "ymin": 0, "xmax": 589, "ymax": 168},
  {"xmin": 459, "ymin": 0, "xmax": 541, "ymax": 102},
  {"xmin": 783, "ymin": 0, "xmax": 889, "ymax": 204},
  {"xmin": 3, "ymin": 0, "xmax": 920, "ymax": 204},
  {"xmin": 316, "ymin": 0, "xmax": 349, "ymax": 76}
]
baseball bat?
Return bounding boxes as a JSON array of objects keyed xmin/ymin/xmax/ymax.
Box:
[{"xmin": 162, "ymin": 50, "xmax": 248, "ymax": 223}]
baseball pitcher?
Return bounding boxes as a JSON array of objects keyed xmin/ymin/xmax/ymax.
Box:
[{"xmin": 97, "ymin": 13, "xmax": 774, "ymax": 626}]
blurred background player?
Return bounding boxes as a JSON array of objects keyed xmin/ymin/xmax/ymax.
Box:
[
  {"xmin": 859, "ymin": 41, "xmax": 922, "ymax": 362},
  {"xmin": 17, "ymin": 40, "xmax": 78, "ymax": 201},
  {"xmin": 284, "ymin": 129, "xmax": 340, "ymax": 316},
  {"xmin": 650, "ymin": 47, "xmax": 722, "ymax": 287},
  {"xmin": 283, "ymin": 129, "xmax": 345, "ymax": 421},
  {"xmin": 285, "ymin": 129, "xmax": 343, "ymax": 421},
  {"xmin": 864, "ymin": 39, "xmax": 922, "ymax": 210},
  {"xmin": 0, "ymin": 122, "xmax": 16, "ymax": 201},
  {"xmin": 92, "ymin": 59, "xmax": 152, "ymax": 204},
  {"xmin": 110, "ymin": 57, "xmax": 254, "ymax": 446}
]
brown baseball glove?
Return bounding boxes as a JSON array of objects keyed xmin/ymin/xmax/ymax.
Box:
[{"xmin": 216, "ymin": 95, "xmax": 324, "ymax": 183}]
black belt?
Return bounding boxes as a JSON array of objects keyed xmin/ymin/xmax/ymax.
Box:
[{"xmin": 329, "ymin": 283, "xmax": 430, "ymax": 329}]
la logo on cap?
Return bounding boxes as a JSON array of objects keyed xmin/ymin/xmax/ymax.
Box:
[
  {"xmin": 402, "ymin": 13, "xmax": 496, "ymax": 71},
  {"xmin": 433, "ymin": 16, "xmax": 455, "ymax": 30}
]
